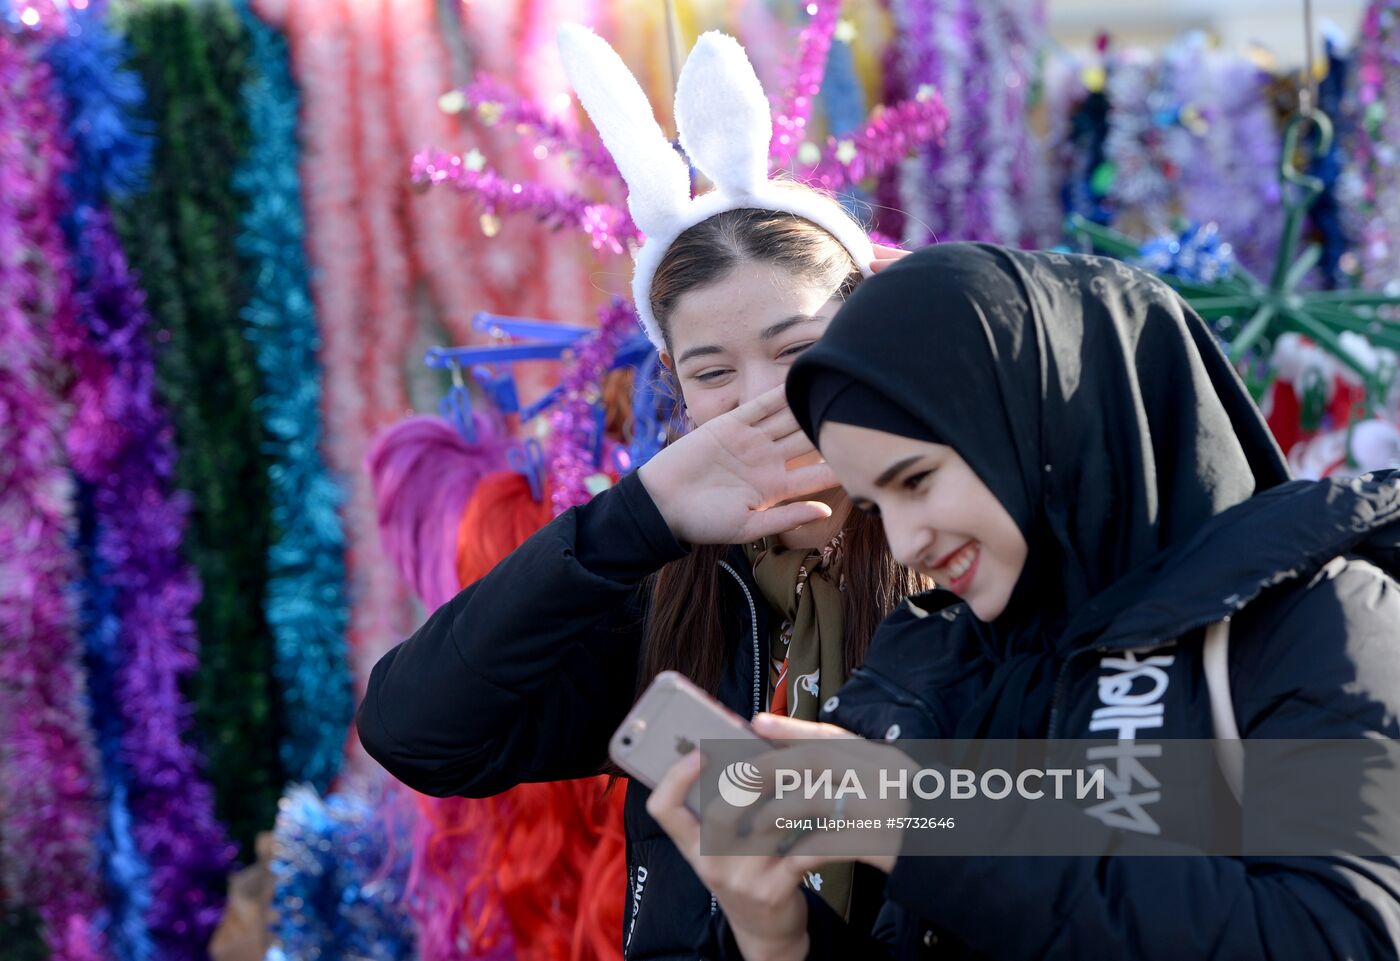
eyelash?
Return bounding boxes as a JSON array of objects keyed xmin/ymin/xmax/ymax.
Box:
[
  {"xmin": 902, "ymin": 470, "xmax": 932, "ymax": 491},
  {"xmin": 691, "ymin": 344, "xmax": 813, "ymax": 383}
]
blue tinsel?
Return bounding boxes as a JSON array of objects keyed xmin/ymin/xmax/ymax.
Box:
[
  {"xmin": 266, "ymin": 786, "xmax": 417, "ymax": 961},
  {"xmin": 42, "ymin": 3, "xmax": 152, "ymax": 207},
  {"xmin": 230, "ymin": 0, "xmax": 353, "ymax": 792},
  {"xmin": 1134, "ymin": 222, "xmax": 1236, "ymax": 284},
  {"xmin": 45, "ymin": 8, "xmax": 159, "ymax": 961}
]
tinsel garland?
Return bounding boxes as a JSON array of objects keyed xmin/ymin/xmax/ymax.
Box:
[
  {"xmin": 446, "ymin": 74, "xmax": 619, "ymax": 179},
  {"xmin": 40, "ymin": 4, "xmax": 237, "ymax": 955},
  {"xmin": 247, "ymin": 0, "xmax": 382, "ymax": 726},
  {"xmin": 1342, "ymin": 0, "xmax": 1400, "ymax": 290},
  {"xmin": 412, "ymin": 147, "xmax": 641, "ymax": 257},
  {"xmin": 111, "ymin": 0, "xmax": 284, "ymax": 858},
  {"xmin": 892, "ymin": 0, "xmax": 1049, "ymax": 246},
  {"xmin": 548, "ymin": 299, "xmax": 635, "ymax": 515},
  {"xmin": 1103, "ymin": 48, "xmax": 1176, "ymax": 234},
  {"xmin": 0, "ymin": 29, "xmax": 111, "ymax": 961},
  {"xmin": 230, "ymin": 0, "xmax": 353, "ymax": 795},
  {"xmin": 44, "ymin": 5, "xmax": 159, "ymax": 958},
  {"xmin": 769, "ymin": 0, "xmax": 838, "ymax": 166},
  {"xmin": 265, "ymin": 786, "xmax": 418, "ymax": 961}
]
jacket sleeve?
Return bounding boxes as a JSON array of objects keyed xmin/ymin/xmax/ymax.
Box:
[
  {"xmin": 881, "ymin": 559, "xmax": 1400, "ymax": 961},
  {"xmin": 356, "ymin": 470, "xmax": 688, "ymax": 797}
]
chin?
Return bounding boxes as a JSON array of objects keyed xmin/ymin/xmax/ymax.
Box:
[{"xmin": 967, "ymin": 591, "xmax": 1009, "ymax": 623}]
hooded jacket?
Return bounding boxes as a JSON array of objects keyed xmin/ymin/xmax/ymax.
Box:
[{"xmin": 696, "ymin": 244, "xmax": 1400, "ymax": 960}]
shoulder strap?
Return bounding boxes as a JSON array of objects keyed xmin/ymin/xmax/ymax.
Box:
[{"xmin": 1203, "ymin": 620, "xmax": 1244, "ymax": 803}]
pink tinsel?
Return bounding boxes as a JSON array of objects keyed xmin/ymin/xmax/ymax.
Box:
[
  {"xmin": 412, "ymin": 146, "xmax": 642, "ymax": 255},
  {"xmin": 548, "ymin": 299, "xmax": 635, "ymax": 516},
  {"xmin": 453, "ymin": 74, "xmax": 618, "ymax": 179},
  {"xmin": 0, "ymin": 32, "xmax": 110, "ymax": 961},
  {"xmin": 795, "ymin": 92, "xmax": 950, "ymax": 191},
  {"xmin": 769, "ymin": 0, "xmax": 839, "ymax": 167}
]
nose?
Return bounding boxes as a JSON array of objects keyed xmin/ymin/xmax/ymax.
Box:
[
  {"xmin": 881, "ymin": 505, "xmax": 933, "ymax": 570},
  {"xmin": 738, "ymin": 366, "xmax": 785, "ymax": 409}
]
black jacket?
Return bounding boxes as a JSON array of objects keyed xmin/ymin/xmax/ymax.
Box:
[
  {"xmin": 702, "ymin": 471, "xmax": 1400, "ymax": 960},
  {"xmin": 357, "ymin": 470, "xmax": 777, "ymax": 960}
]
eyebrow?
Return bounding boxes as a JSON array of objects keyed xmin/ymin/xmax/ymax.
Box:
[
  {"xmin": 759, "ymin": 315, "xmax": 819, "ymax": 341},
  {"xmin": 873, "ymin": 455, "xmax": 925, "ymax": 488},
  {"xmin": 676, "ymin": 344, "xmax": 725, "ymax": 365},
  {"xmin": 675, "ymin": 316, "xmax": 819, "ymax": 366}
]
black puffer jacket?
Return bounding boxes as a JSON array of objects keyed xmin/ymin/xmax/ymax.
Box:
[
  {"xmin": 702, "ymin": 471, "xmax": 1400, "ymax": 960},
  {"xmin": 357, "ymin": 470, "xmax": 775, "ymax": 959}
]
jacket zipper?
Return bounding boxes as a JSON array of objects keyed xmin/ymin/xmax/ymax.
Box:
[
  {"xmin": 714, "ymin": 559, "xmax": 762, "ymax": 918},
  {"xmin": 716, "ymin": 560, "xmax": 762, "ymax": 719}
]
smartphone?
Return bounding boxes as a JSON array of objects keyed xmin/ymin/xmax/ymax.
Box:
[{"xmin": 609, "ymin": 671, "xmax": 773, "ymax": 814}]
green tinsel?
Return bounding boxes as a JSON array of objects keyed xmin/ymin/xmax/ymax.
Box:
[
  {"xmin": 0, "ymin": 907, "xmax": 51, "ymax": 961},
  {"xmin": 111, "ymin": 0, "xmax": 283, "ymax": 860}
]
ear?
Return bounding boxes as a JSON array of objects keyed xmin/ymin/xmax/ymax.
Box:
[
  {"xmin": 674, "ymin": 31, "xmax": 772, "ymax": 198},
  {"xmin": 557, "ymin": 24, "xmax": 691, "ymax": 238},
  {"xmin": 658, "ymin": 351, "xmax": 674, "ymax": 372}
]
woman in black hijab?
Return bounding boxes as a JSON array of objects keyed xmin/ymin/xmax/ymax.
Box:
[{"xmin": 646, "ymin": 243, "xmax": 1400, "ymax": 960}]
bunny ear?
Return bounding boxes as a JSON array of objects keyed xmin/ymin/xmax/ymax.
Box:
[
  {"xmin": 557, "ymin": 24, "xmax": 690, "ymax": 239},
  {"xmin": 675, "ymin": 31, "xmax": 772, "ymax": 197}
]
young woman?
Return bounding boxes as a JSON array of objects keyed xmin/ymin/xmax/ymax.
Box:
[
  {"xmin": 355, "ymin": 196, "xmax": 925, "ymax": 959},
  {"xmin": 648, "ymin": 242, "xmax": 1400, "ymax": 960}
]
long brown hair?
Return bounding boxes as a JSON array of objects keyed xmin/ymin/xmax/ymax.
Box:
[{"xmin": 636, "ymin": 198, "xmax": 928, "ymax": 700}]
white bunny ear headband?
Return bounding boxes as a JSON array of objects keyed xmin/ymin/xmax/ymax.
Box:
[{"xmin": 557, "ymin": 23, "xmax": 875, "ymax": 352}]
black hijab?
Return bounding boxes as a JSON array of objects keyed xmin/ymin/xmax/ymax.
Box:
[{"xmin": 788, "ymin": 243, "xmax": 1291, "ymax": 645}]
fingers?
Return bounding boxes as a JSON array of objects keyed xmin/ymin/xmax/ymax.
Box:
[
  {"xmin": 754, "ymin": 404, "xmax": 802, "ymax": 442},
  {"xmin": 738, "ymin": 384, "xmax": 791, "ymax": 426},
  {"xmin": 870, "ymin": 243, "xmax": 911, "ymax": 274},
  {"xmin": 742, "ymin": 501, "xmax": 834, "ymax": 542},
  {"xmin": 871, "ymin": 242, "xmax": 908, "ymax": 259},
  {"xmin": 782, "ymin": 462, "xmax": 840, "ymax": 499},
  {"xmin": 752, "ymin": 713, "xmax": 858, "ymax": 741},
  {"xmin": 775, "ymin": 429, "xmax": 819, "ymax": 462},
  {"xmin": 646, "ymin": 750, "xmax": 705, "ymax": 858}
]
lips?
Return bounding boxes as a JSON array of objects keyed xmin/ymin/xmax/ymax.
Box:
[{"xmin": 929, "ymin": 540, "xmax": 979, "ymax": 590}]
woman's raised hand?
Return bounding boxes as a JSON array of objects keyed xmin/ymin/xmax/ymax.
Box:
[{"xmin": 637, "ymin": 385, "xmax": 838, "ymax": 545}]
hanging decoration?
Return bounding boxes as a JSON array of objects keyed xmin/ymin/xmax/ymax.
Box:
[
  {"xmin": 1342, "ymin": 0, "xmax": 1400, "ymax": 291},
  {"xmin": 0, "ymin": 27, "xmax": 111, "ymax": 961},
  {"xmin": 414, "ymin": 0, "xmax": 948, "ymax": 274},
  {"xmin": 112, "ymin": 0, "xmax": 285, "ymax": 860},
  {"xmin": 265, "ymin": 786, "xmax": 418, "ymax": 961},
  {"xmin": 231, "ymin": 0, "xmax": 354, "ymax": 795},
  {"xmin": 1070, "ymin": 108, "xmax": 1400, "ymax": 431}
]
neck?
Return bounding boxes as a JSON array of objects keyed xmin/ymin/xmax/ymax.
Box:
[{"xmin": 777, "ymin": 489, "xmax": 850, "ymax": 550}]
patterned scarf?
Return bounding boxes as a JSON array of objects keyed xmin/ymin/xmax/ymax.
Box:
[{"xmin": 744, "ymin": 529, "xmax": 854, "ymax": 918}]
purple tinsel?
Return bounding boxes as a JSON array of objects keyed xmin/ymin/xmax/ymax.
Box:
[
  {"xmin": 1341, "ymin": 0, "xmax": 1400, "ymax": 288},
  {"xmin": 547, "ymin": 299, "xmax": 634, "ymax": 516},
  {"xmin": 0, "ymin": 31, "xmax": 110, "ymax": 961},
  {"xmin": 412, "ymin": 146, "xmax": 640, "ymax": 254},
  {"xmin": 77, "ymin": 209, "xmax": 238, "ymax": 961},
  {"xmin": 794, "ymin": 91, "xmax": 949, "ymax": 191},
  {"xmin": 451, "ymin": 74, "xmax": 619, "ymax": 179},
  {"xmin": 769, "ymin": 0, "xmax": 839, "ymax": 167},
  {"xmin": 895, "ymin": 0, "xmax": 1049, "ymax": 246}
]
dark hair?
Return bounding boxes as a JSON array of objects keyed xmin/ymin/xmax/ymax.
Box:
[{"xmin": 636, "ymin": 200, "xmax": 927, "ymax": 701}]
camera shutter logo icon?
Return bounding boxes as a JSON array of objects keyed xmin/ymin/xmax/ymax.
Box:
[{"xmin": 717, "ymin": 760, "xmax": 764, "ymax": 807}]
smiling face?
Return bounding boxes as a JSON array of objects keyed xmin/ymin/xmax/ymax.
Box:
[
  {"xmin": 817, "ymin": 421, "xmax": 1028, "ymax": 621},
  {"xmin": 662, "ymin": 260, "xmax": 845, "ymax": 427}
]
